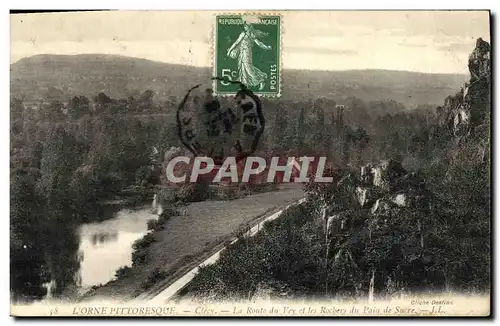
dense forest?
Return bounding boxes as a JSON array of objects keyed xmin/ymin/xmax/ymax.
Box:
[
  {"xmin": 181, "ymin": 38, "xmax": 491, "ymax": 300},
  {"xmin": 10, "ymin": 39, "xmax": 490, "ymax": 303}
]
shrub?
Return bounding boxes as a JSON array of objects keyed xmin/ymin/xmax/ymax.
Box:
[
  {"xmin": 90, "ymin": 283, "xmax": 104, "ymax": 291},
  {"xmin": 132, "ymin": 232, "xmax": 156, "ymax": 251},
  {"xmin": 141, "ymin": 268, "xmax": 169, "ymax": 290},
  {"xmin": 215, "ymin": 185, "xmax": 239, "ymax": 201},
  {"xmin": 146, "ymin": 219, "xmax": 159, "ymax": 231},
  {"xmin": 183, "ymin": 202, "xmax": 323, "ymax": 300},
  {"xmin": 160, "ymin": 207, "xmax": 180, "ymax": 218},
  {"xmin": 114, "ymin": 266, "xmax": 132, "ymax": 279},
  {"xmin": 177, "ymin": 181, "xmax": 212, "ymax": 203},
  {"xmin": 131, "ymin": 233, "xmax": 156, "ymax": 266},
  {"xmin": 132, "ymin": 249, "xmax": 148, "ymax": 266}
]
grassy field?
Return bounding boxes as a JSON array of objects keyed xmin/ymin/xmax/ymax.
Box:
[{"xmin": 81, "ymin": 185, "xmax": 304, "ymax": 301}]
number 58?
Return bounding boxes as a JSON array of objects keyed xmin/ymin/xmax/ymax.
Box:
[{"xmin": 220, "ymin": 69, "xmax": 237, "ymax": 86}]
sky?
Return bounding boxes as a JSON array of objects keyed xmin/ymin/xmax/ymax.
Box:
[{"xmin": 10, "ymin": 10, "xmax": 490, "ymax": 74}]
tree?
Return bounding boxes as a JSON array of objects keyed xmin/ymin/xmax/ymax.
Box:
[
  {"xmin": 293, "ymin": 107, "xmax": 306, "ymax": 151},
  {"xmin": 39, "ymin": 101, "xmax": 65, "ymax": 122},
  {"xmin": 10, "ymin": 97, "xmax": 24, "ymax": 121},
  {"xmin": 10, "ymin": 168, "xmax": 48, "ymax": 302},
  {"xmin": 352, "ymin": 127, "xmax": 370, "ymax": 166},
  {"xmin": 37, "ymin": 126, "xmax": 83, "ymax": 297},
  {"xmin": 271, "ymin": 103, "xmax": 288, "ymax": 151},
  {"xmin": 68, "ymin": 96, "xmax": 90, "ymax": 119},
  {"xmin": 341, "ymin": 126, "xmax": 370, "ymax": 166},
  {"xmin": 138, "ymin": 89, "xmax": 155, "ymax": 112},
  {"xmin": 311, "ymin": 104, "xmax": 326, "ymax": 153},
  {"xmin": 344, "ymin": 97, "xmax": 372, "ymax": 130},
  {"xmin": 44, "ymin": 86, "xmax": 64, "ymax": 102}
]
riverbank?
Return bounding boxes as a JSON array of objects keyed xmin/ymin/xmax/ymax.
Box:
[
  {"xmin": 80, "ymin": 185, "xmax": 305, "ymax": 302},
  {"xmin": 80, "ymin": 185, "xmax": 157, "ymax": 223}
]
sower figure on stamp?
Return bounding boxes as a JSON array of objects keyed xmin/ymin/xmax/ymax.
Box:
[{"xmin": 227, "ymin": 21, "xmax": 272, "ymax": 91}]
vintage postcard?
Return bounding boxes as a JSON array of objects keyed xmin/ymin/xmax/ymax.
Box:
[{"xmin": 10, "ymin": 10, "xmax": 491, "ymax": 317}]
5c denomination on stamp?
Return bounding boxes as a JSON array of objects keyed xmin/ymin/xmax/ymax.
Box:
[{"xmin": 214, "ymin": 14, "xmax": 281, "ymax": 97}]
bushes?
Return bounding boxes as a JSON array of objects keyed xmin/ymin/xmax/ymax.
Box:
[
  {"xmin": 183, "ymin": 202, "xmax": 326, "ymax": 300},
  {"xmin": 90, "ymin": 283, "xmax": 104, "ymax": 291},
  {"xmin": 131, "ymin": 206, "xmax": 182, "ymax": 274},
  {"xmin": 133, "ymin": 232, "xmax": 156, "ymax": 250},
  {"xmin": 177, "ymin": 181, "xmax": 212, "ymax": 203},
  {"xmin": 131, "ymin": 249, "xmax": 148, "ymax": 267},
  {"xmin": 215, "ymin": 185, "xmax": 239, "ymax": 201},
  {"xmin": 157, "ymin": 188, "xmax": 181, "ymax": 205},
  {"xmin": 183, "ymin": 152, "xmax": 490, "ymax": 300},
  {"xmin": 160, "ymin": 207, "xmax": 180, "ymax": 218},
  {"xmin": 147, "ymin": 207, "xmax": 180, "ymax": 231},
  {"xmin": 135, "ymin": 166, "xmax": 152, "ymax": 186},
  {"xmin": 132, "ymin": 205, "xmax": 181, "ymax": 266},
  {"xmin": 147, "ymin": 219, "xmax": 160, "ymax": 231},
  {"xmin": 141, "ymin": 268, "xmax": 169, "ymax": 290},
  {"xmin": 131, "ymin": 233, "xmax": 156, "ymax": 266},
  {"xmin": 114, "ymin": 266, "xmax": 132, "ymax": 280}
]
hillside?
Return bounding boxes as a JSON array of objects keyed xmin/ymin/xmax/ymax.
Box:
[
  {"xmin": 10, "ymin": 54, "xmax": 467, "ymax": 108},
  {"xmin": 179, "ymin": 38, "xmax": 491, "ymax": 302}
]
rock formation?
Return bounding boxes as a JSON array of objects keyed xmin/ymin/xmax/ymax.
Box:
[
  {"xmin": 437, "ymin": 38, "xmax": 490, "ymax": 136},
  {"xmin": 313, "ymin": 37, "xmax": 491, "ymax": 299},
  {"xmin": 312, "ymin": 156, "xmax": 434, "ymax": 298}
]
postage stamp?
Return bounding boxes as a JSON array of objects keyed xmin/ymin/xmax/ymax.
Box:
[{"xmin": 213, "ymin": 14, "xmax": 281, "ymax": 97}]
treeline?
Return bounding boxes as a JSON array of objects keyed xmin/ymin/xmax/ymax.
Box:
[
  {"xmin": 179, "ymin": 40, "xmax": 492, "ymax": 300},
  {"xmin": 9, "ymin": 85, "xmax": 452, "ymax": 302},
  {"xmin": 182, "ymin": 104, "xmax": 490, "ymax": 300},
  {"xmin": 12, "ymin": 89, "xmax": 178, "ymax": 121},
  {"xmin": 10, "ymin": 94, "xmax": 180, "ymax": 302}
]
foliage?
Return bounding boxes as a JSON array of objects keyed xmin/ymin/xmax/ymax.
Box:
[
  {"xmin": 10, "ymin": 168, "xmax": 49, "ymax": 302},
  {"xmin": 115, "ymin": 266, "xmax": 132, "ymax": 280},
  {"xmin": 183, "ymin": 79, "xmax": 490, "ymax": 299},
  {"xmin": 147, "ymin": 219, "xmax": 160, "ymax": 231},
  {"xmin": 177, "ymin": 181, "xmax": 212, "ymax": 203},
  {"xmin": 183, "ymin": 202, "xmax": 328, "ymax": 300},
  {"xmin": 10, "ymin": 40, "xmax": 490, "ymax": 300},
  {"xmin": 132, "ymin": 233, "xmax": 157, "ymax": 266},
  {"xmin": 270, "ymin": 103, "xmax": 288, "ymax": 151},
  {"xmin": 141, "ymin": 268, "xmax": 169, "ymax": 290}
]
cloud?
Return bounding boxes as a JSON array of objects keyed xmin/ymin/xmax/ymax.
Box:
[
  {"xmin": 386, "ymin": 29, "xmax": 407, "ymax": 37},
  {"xmin": 437, "ymin": 42, "xmax": 475, "ymax": 53},
  {"xmin": 398, "ymin": 42, "xmax": 427, "ymax": 48},
  {"xmin": 287, "ymin": 46, "xmax": 358, "ymax": 56},
  {"xmin": 333, "ymin": 11, "xmax": 490, "ymax": 39}
]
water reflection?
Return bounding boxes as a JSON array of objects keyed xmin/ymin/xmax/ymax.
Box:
[
  {"xmin": 78, "ymin": 207, "xmax": 157, "ymax": 288},
  {"xmin": 91, "ymin": 232, "xmax": 118, "ymax": 246}
]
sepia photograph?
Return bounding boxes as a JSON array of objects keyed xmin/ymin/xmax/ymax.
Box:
[{"xmin": 9, "ymin": 10, "xmax": 491, "ymax": 317}]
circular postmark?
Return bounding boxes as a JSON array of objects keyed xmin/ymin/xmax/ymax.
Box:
[{"xmin": 176, "ymin": 77, "xmax": 265, "ymax": 166}]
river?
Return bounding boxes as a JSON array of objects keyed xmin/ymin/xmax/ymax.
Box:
[{"xmin": 77, "ymin": 205, "xmax": 158, "ymax": 289}]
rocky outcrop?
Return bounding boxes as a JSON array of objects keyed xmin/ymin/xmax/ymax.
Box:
[
  {"xmin": 311, "ymin": 37, "xmax": 490, "ymax": 301},
  {"xmin": 318, "ymin": 158, "xmax": 433, "ymax": 297},
  {"xmin": 437, "ymin": 38, "xmax": 490, "ymax": 136},
  {"xmin": 468, "ymin": 38, "xmax": 491, "ymax": 127},
  {"xmin": 324, "ymin": 158, "xmax": 430, "ymax": 241}
]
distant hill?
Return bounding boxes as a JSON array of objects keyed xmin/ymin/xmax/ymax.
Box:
[{"xmin": 10, "ymin": 54, "xmax": 467, "ymax": 109}]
